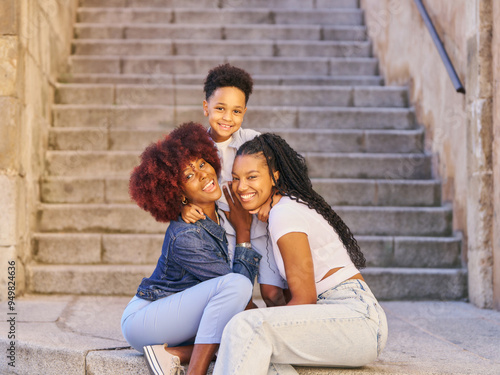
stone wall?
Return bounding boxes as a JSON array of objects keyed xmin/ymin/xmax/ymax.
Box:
[
  {"xmin": 361, "ymin": 0, "xmax": 499, "ymax": 309},
  {"xmin": 0, "ymin": 0, "xmax": 78, "ymax": 301}
]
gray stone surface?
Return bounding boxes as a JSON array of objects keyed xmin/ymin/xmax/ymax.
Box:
[{"xmin": 1, "ymin": 297, "xmax": 499, "ymax": 374}]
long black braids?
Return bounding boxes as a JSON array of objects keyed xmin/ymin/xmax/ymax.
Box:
[{"xmin": 237, "ymin": 133, "xmax": 366, "ymax": 270}]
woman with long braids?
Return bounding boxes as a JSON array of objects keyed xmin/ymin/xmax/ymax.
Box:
[{"xmin": 213, "ymin": 133, "xmax": 388, "ymax": 374}]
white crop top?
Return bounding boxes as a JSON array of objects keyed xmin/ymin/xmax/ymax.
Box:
[{"xmin": 268, "ymin": 196, "xmax": 359, "ymax": 295}]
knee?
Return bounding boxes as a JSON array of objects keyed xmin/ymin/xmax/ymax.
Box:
[
  {"xmin": 220, "ymin": 273, "xmax": 253, "ymax": 299},
  {"xmin": 223, "ymin": 310, "xmax": 265, "ymax": 341}
]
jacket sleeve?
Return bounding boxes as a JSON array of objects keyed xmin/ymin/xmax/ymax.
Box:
[
  {"xmin": 232, "ymin": 245, "xmax": 262, "ymax": 283},
  {"xmin": 171, "ymin": 230, "xmax": 233, "ymax": 282}
]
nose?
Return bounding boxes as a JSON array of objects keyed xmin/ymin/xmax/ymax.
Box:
[
  {"xmin": 235, "ymin": 179, "xmax": 248, "ymax": 192},
  {"xmin": 222, "ymin": 110, "xmax": 232, "ymax": 122}
]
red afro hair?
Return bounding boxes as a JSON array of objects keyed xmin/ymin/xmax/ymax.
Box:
[{"xmin": 129, "ymin": 122, "xmax": 221, "ymax": 222}]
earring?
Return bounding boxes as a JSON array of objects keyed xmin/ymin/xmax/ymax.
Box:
[{"xmin": 181, "ymin": 197, "xmax": 188, "ymax": 205}]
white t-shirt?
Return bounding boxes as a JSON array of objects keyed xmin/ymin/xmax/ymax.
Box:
[{"xmin": 268, "ymin": 196, "xmax": 359, "ymax": 295}]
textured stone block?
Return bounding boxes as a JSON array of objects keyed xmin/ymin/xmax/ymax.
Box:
[
  {"xmin": 56, "ymin": 84, "xmax": 114, "ymax": 105},
  {"xmin": 272, "ymin": 129, "xmax": 363, "ymax": 153},
  {"xmin": 74, "ymin": 25, "xmax": 124, "ymax": 39},
  {"xmin": 305, "ymin": 153, "xmax": 431, "ymax": 179},
  {"xmin": 39, "ymin": 204, "xmax": 165, "ymax": 234},
  {"xmin": 73, "ymin": 40, "xmax": 172, "ymax": 56},
  {"xmin": 173, "ymin": 9, "xmax": 271, "ymax": 25},
  {"xmin": 0, "ymin": 36, "xmax": 18, "ymax": 96},
  {"xmin": 70, "ymin": 56, "xmax": 120, "ymax": 74},
  {"xmin": 251, "ymin": 87, "xmax": 351, "ymax": 107},
  {"xmin": 102, "ymin": 234, "xmax": 163, "ymax": 264},
  {"xmin": 0, "ymin": 176, "xmax": 17, "ymax": 246},
  {"xmin": 312, "ymin": 179, "xmax": 376, "ymax": 206},
  {"xmin": 48, "ymin": 128, "xmax": 108, "ymax": 151},
  {"xmin": 274, "ymin": 10, "xmax": 363, "ymax": 25},
  {"xmin": 224, "ymin": 25, "xmax": 321, "ymax": 41},
  {"xmin": 174, "ymin": 40, "xmax": 274, "ymax": 57},
  {"xmin": 0, "ymin": 97, "xmax": 19, "ymax": 169},
  {"xmin": 357, "ymin": 236, "xmax": 395, "ymax": 267},
  {"xmin": 363, "ymin": 268, "xmax": 467, "ymax": 300},
  {"xmin": 329, "ymin": 57, "xmax": 378, "ymax": 75},
  {"xmin": 0, "ymin": 0, "xmax": 17, "ymax": 35},
  {"xmin": 377, "ymin": 180, "xmax": 441, "ymax": 207},
  {"xmin": 276, "ymin": 41, "xmax": 371, "ymax": 58},
  {"xmin": 365, "ymin": 129, "xmax": 424, "ymax": 153},
  {"xmin": 227, "ymin": 57, "xmax": 329, "ymax": 75},
  {"xmin": 53, "ymin": 105, "xmax": 175, "ymax": 128},
  {"xmin": 317, "ymin": 0, "xmax": 359, "ymax": 8},
  {"xmin": 335, "ymin": 206, "xmax": 453, "ymax": 236},
  {"xmin": 394, "ymin": 236, "xmax": 462, "ymax": 268},
  {"xmin": 109, "ymin": 129, "xmax": 166, "ymax": 151},
  {"xmin": 322, "ymin": 26, "xmax": 367, "ymax": 41},
  {"xmin": 116, "ymin": 85, "xmax": 175, "ymax": 105},
  {"xmin": 353, "ymin": 87, "xmax": 408, "ymax": 107},
  {"xmin": 77, "ymin": 9, "xmax": 172, "ymax": 24},
  {"xmin": 41, "ymin": 177, "xmax": 105, "ymax": 203},
  {"xmin": 105, "ymin": 178, "xmax": 131, "ymax": 203},
  {"xmin": 28, "ymin": 264, "xmax": 154, "ymax": 295},
  {"xmin": 122, "ymin": 56, "xmax": 221, "ymax": 75},
  {"xmin": 297, "ymin": 108, "xmax": 415, "ymax": 130},
  {"xmin": 33, "ymin": 233, "xmax": 101, "ymax": 264},
  {"xmin": 125, "ymin": 25, "xmax": 222, "ymax": 40},
  {"xmin": 45, "ymin": 151, "xmax": 140, "ymax": 177}
]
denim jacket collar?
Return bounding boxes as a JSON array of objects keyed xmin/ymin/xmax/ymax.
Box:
[{"xmin": 194, "ymin": 216, "xmax": 226, "ymax": 242}]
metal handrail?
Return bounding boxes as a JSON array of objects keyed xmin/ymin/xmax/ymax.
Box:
[{"xmin": 414, "ymin": 0, "xmax": 465, "ymax": 94}]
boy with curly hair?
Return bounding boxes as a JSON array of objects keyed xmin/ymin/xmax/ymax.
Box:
[{"xmin": 182, "ymin": 64, "xmax": 287, "ymax": 306}]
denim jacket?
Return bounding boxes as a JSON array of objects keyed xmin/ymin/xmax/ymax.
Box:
[{"xmin": 136, "ymin": 215, "xmax": 261, "ymax": 301}]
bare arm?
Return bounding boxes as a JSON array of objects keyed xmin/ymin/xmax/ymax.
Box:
[{"xmin": 277, "ymin": 232, "xmax": 317, "ymax": 305}]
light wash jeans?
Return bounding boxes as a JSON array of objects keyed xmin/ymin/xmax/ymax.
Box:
[
  {"xmin": 121, "ymin": 273, "xmax": 253, "ymax": 353},
  {"xmin": 213, "ymin": 279, "xmax": 388, "ymax": 375}
]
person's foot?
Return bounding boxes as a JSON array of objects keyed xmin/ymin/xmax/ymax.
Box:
[{"xmin": 143, "ymin": 344, "xmax": 185, "ymax": 375}]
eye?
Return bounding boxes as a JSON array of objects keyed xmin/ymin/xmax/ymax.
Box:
[
  {"xmin": 232, "ymin": 176, "xmax": 240, "ymax": 181},
  {"xmin": 185, "ymin": 173, "xmax": 193, "ymax": 180},
  {"xmin": 233, "ymin": 110, "xmax": 241, "ymax": 114},
  {"xmin": 216, "ymin": 107, "xmax": 224, "ymax": 111},
  {"xmin": 248, "ymin": 175, "xmax": 257, "ymax": 180},
  {"xmin": 199, "ymin": 161, "xmax": 205, "ymax": 169}
]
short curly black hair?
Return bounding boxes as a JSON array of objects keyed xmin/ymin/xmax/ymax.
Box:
[
  {"xmin": 129, "ymin": 122, "xmax": 221, "ymax": 222},
  {"xmin": 204, "ymin": 63, "xmax": 253, "ymax": 105}
]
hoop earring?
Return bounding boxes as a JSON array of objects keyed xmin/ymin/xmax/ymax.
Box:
[{"xmin": 181, "ymin": 197, "xmax": 188, "ymax": 205}]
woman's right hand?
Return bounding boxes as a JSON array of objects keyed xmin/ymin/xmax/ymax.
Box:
[{"xmin": 222, "ymin": 182, "xmax": 252, "ymax": 243}]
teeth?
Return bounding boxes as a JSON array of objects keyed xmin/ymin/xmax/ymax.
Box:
[
  {"xmin": 203, "ymin": 180, "xmax": 214, "ymax": 191},
  {"xmin": 240, "ymin": 193, "xmax": 255, "ymax": 200}
]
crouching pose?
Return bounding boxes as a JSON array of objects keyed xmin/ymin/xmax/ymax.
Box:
[
  {"xmin": 213, "ymin": 134, "xmax": 388, "ymax": 375},
  {"xmin": 121, "ymin": 122, "xmax": 260, "ymax": 375}
]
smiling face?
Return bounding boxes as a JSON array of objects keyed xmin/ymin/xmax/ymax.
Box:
[
  {"xmin": 231, "ymin": 153, "xmax": 279, "ymax": 212},
  {"xmin": 203, "ymin": 86, "xmax": 247, "ymax": 143},
  {"xmin": 181, "ymin": 158, "xmax": 222, "ymax": 208}
]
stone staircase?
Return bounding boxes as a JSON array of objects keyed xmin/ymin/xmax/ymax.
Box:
[{"xmin": 29, "ymin": 0, "xmax": 466, "ymax": 301}]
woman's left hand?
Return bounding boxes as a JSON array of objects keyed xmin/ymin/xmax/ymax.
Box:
[{"xmin": 222, "ymin": 182, "xmax": 252, "ymax": 243}]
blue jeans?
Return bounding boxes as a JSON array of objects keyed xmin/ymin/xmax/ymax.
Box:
[
  {"xmin": 213, "ymin": 279, "xmax": 388, "ymax": 375},
  {"xmin": 121, "ymin": 273, "xmax": 253, "ymax": 353}
]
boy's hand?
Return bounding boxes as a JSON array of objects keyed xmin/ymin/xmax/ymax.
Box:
[
  {"xmin": 180, "ymin": 203, "xmax": 205, "ymax": 223},
  {"xmin": 222, "ymin": 183, "xmax": 252, "ymax": 243}
]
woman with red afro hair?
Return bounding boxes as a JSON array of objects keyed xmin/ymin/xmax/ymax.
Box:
[{"xmin": 121, "ymin": 122, "xmax": 261, "ymax": 375}]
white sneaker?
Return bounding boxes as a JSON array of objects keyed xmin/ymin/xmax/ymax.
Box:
[{"xmin": 143, "ymin": 344, "xmax": 185, "ymax": 375}]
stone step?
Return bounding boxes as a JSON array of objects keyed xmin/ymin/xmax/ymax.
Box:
[
  {"xmin": 71, "ymin": 39, "xmax": 372, "ymax": 58},
  {"xmin": 44, "ymin": 150, "xmax": 431, "ymax": 179},
  {"xmin": 55, "ymin": 84, "xmax": 407, "ymax": 107},
  {"xmin": 37, "ymin": 204, "xmax": 452, "ymax": 236},
  {"xmin": 74, "ymin": 24, "xmax": 367, "ymax": 41},
  {"xmin": 32, "ymin": 233, "xmax": 461, "ymax": 268},
  {"xmin": 63, "ymin": 73, "xmax": 384, "ymax": 86},
  {"xmin": 79, "ymin": 0, "xmax": 359, "ymax": 9},
  {"xmin": 69, "ymin": 56, "xmax": 378, "ymax": 76},
  {"xmin": 48, "ymin": 127, "xmax": 422, "ymax": 153},
  {"xmin": 26, "ymin": 263, "xmax": 466, "ymax": 300},
  {"xmin": 41, "ymin": 176, "xmax": 440, "ymax": 206},
  {"xmin": 363, "ymin": 267, "xmax": 467, "ymax": 300},
  {"xmin": 52, "ymin": 105, "xmax": 414, "ymax": 130},
  {"xmin": 77, "ymin": 8, "xmax": 364, "ymax": 26}
]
